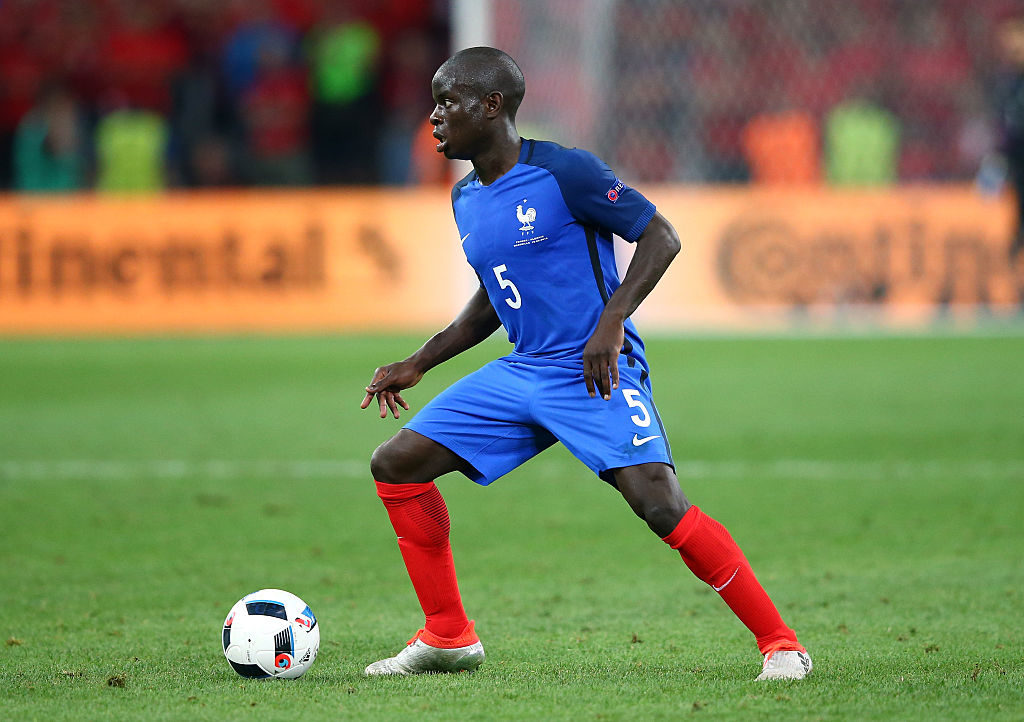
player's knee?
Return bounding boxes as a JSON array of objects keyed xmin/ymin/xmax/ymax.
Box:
[
  {"xmin": 369, "ymin": 440, "xmax": 404, "ymax": 484},
  {"xmin": 617, "ymin": 477, "xmax": 691, "ymax": 536},
  {"xmin": 638, "ymin": 501, "xmax": 689, "ymax": 536},
  {"xmin": 615, "ymin": 467, "xmax": 689, "ymax": 531},
  {"xmin": 370, "ymin": 436, "xmax": 433, "ymax": 485}
]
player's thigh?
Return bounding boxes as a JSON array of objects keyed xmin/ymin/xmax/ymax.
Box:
[
  {"xmin": 370, "ymin": 429, "xmax": 476, "ymax": 484},
  {"xmin": 401, "ymin": 359, "xmax": 555, "ymax": 485}
]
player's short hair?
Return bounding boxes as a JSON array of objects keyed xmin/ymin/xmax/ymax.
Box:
[{"xmin": 444, "ymin": 47, "xmax": 526, "ymax": 120}]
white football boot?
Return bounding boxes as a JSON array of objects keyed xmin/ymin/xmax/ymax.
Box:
[
  {"xmin": 365, "ymin": 623, "xmax": 485, "ymax": 676},
  {"xmin": 756, "ymin": 647, "xmax": 813, "ymax": 681}
]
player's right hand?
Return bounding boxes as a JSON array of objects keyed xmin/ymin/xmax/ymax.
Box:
[
  {"xmin": 582, "ymin": 314, "xmax": 624, "ymax": 401},
  {"xmin": 360, "ymin": 361, "xmax": 424, "ymax": 419}
]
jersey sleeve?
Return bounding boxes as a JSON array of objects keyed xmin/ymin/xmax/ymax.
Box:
[{"xmin": 548, "ymin": 148, "xmax": 656, "ymax": 242}]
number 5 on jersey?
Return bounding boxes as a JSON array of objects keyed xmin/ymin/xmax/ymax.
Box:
[{"xmin": 492, "ymin": 264, "xmax": 522, "ymax": 309}]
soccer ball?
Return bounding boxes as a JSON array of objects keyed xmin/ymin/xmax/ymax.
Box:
[{"xmin": 222, "ymin": 589, "xmax": 320, "ymax": 679}]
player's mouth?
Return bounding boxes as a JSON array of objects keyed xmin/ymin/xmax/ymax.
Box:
[{"xmin": 433, "ymin": 130, "xmax": 447, "ymax": 153}]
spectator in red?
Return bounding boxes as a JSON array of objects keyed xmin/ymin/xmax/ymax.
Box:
[
  {"xmin": 99, "ymin": 0, "xmax": 188, "ymax": 114},
  {"xmin": 240, "ymin": 36, "xmax": 312, "ymax": 186}
]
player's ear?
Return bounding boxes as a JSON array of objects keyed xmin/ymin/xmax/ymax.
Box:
[{"xmin": 484, "ymin": 91, "xmax": 503, "ymax": 119}]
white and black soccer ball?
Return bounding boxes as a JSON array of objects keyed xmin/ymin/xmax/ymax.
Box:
[{"xmin": 222, "ymin": 589, "xmax": 319, "ymax": 679}]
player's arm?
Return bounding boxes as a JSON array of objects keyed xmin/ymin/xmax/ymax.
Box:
[
  {"xmin": 361, "ymin": 285, "xmax": 501, "ymax": 419},
  {"xmin": 583, "ymin": 211, "xmax": 680, "ymax": 400}
]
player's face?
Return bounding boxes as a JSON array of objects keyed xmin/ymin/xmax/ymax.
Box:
[{"xmin": 430, "ymin": 69, "xmax": 486, "ymax": 160}]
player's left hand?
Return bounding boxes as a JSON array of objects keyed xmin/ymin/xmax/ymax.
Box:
[
  {"xmin": 582, "ymin": 316, "xmax": 624, "ymax": 400},
  {"xmin": 360, "ymin": 361, "xmax": 421, "ymax": 419}
]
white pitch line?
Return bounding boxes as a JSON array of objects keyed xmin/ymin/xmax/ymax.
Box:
[
  {"xmin": 0, "ymin": 459, "xmax": 1022, "ymax": 482},
  {"xmin": 674, "ymin": 459, "xmax": 1024, "ymax": 482},
  {"xmin": 0, "ymin": 459, "xmax": 368, "ymax": 482}
]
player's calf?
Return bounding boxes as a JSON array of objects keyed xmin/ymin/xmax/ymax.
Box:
[{"xmin": 662, "ymin": 506, "xmax": 808, "ymax": 663}]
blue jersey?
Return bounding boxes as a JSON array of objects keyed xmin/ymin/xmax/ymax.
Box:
[{"xmin": 451, "ymin": 138, "xmax": 656, "ymax": 374}]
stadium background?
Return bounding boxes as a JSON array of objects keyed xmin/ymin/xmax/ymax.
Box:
[
  {"xmin": 2, "ymin": 2, "xmax": 1023, "ymax": 719},
  {"xmin": 1, "ymin": 0, "xmax": 1023, "ymax": 333}
]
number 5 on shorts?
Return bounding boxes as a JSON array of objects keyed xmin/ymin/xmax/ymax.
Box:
[
  {"xmin": 621, "ymin": 389, "xmax": 651, "ymax": 427},
  {"xmin": 492, "ymin": 264, "xmax": 522, "ymax": 309}
]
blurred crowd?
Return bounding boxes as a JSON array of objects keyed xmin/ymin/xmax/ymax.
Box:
[
  {"xmin": 600, "ymin": 0, "xmax": 1020, "ymax": 184},
  {"xmin": 497, "ymin": 0, "xmax": 1023, "ymax": 186},
  {"xmin": 4, "ymin": 0, "xmax": 1024, "ymax": 192},
  {"xmin": 0, "ymin": 0, "xmax": 450, "ymax": 192}
]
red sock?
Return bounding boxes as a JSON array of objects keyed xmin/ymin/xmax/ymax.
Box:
[
  {"xmin": 375, "ymin": 481, "xmax": 475, "ymax": 646},
  {"xmin": 663, "ymin": 506, "xmax": 802, "ymax": 655}
]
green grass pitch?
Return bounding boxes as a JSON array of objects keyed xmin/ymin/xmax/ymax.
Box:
[{"xmin": 1, "ymin": 333, "xmax": 1022, "ymax": 720}]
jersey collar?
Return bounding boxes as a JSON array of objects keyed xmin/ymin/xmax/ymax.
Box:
[{"xmin": 518, "ymin": 137, "xmax": 534, "ymax": 164}]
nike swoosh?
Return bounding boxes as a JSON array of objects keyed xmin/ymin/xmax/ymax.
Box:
[
  {"xmin": 460, "ymin": 232, "xmax": 471, "ymax": 242},
  {"xmin": 712, "ymin": 566, "xmax": 740, "ymax": 592},
  {"xmin": 632, "ymin": 434, "xmax": 661, "ymax": 446}
]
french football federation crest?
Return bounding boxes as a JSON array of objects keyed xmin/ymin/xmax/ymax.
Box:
[{"xmin": 516, "ymin": 201, "xmax": 536, "ymax": 231}]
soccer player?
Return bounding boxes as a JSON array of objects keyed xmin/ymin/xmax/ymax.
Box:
[{"xmin": 360, "ymin": 47, "xmax": 812, "ymax": 681}]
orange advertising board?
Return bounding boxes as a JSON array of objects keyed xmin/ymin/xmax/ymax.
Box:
[
  {"xmin": 634, "ymin": 186, "xmax": 1021, "ymax": 329},
  {"xmin": 0, "ymin": 187, "xmax": 1019, "ymax": 335},
  {"xmin": 0, "ymin": 190, "xmax": 470, "ymax": 334}
]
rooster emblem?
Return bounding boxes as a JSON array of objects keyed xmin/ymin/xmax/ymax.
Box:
[{"xmin": 516, "ymin": 203, "xmax": 536, "ymax": 232}]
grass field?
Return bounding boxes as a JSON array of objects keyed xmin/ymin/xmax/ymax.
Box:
[{"xmin": 1, "ymin": 333, "xmax": 1022, "ymax": 720}]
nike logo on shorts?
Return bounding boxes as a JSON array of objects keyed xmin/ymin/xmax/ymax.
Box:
[
  {"xmin": 632, "ymin": 434, "xmax": 661, "ymax": 446},
  {"xmin": 460, "ymin": 232, "xmax": 471, "ymax": 243}
]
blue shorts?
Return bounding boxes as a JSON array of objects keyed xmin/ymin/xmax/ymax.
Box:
[{"xmin": 405, "ymin": 357, "xmax": 674, "ymax": 485}]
